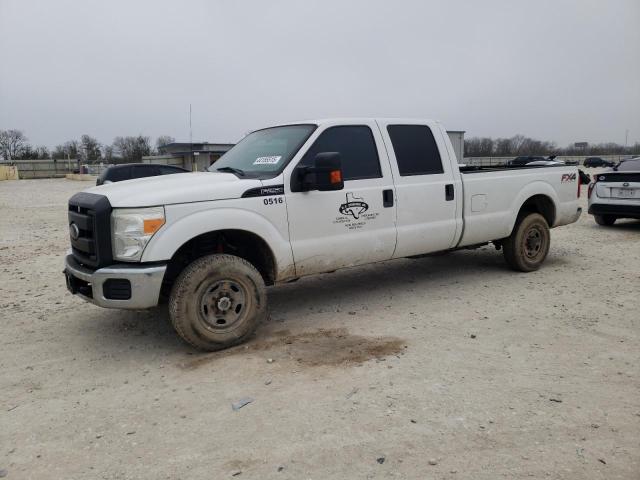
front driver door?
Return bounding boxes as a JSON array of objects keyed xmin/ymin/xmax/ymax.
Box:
[{"xmin": 285, "ymin": 122, "xmax": 397, "ymax": 277}]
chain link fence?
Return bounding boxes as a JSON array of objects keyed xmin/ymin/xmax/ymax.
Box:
[{"xmin": 462, "ymin": 154, "xmax": 635, "ymax": 167}]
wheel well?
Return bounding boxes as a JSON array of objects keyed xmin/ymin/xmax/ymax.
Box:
[
  {"xmin": 161, "ymin": 230, "xmax": 276, "ymax": 298},
  {"xmin": 517, "ymin": 194, "xmax": 556, "ymax": 226}
]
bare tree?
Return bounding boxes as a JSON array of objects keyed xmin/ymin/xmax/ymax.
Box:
[
  {"xmin": 0, "ymin": 129, "xmax": 28, "ymax": 161},
  {"xmin": 36, "ymin": 146, "xmax": 50, "ymax": 159},
  {"xmin": 112, "ymin": 135, "xmax": 153, "ymax": 162},
  {"xmin": 16, "ymin": 145, "xmax": 37, "ymax": 159},
  {"xmin": 102, "ymin": 145, "xmax": 114, "ymax": 162},
  {"xmin": 494, "ymin": 138, "xmax": 513, "ymax": 156},
  {"xmin": 52, "ymin": 140, "xmax": 80, "ymax": 160},
  {"xmin": 478, "ymin": 137, "xmax": 494, "ymax": 156},
  {"xmin": 156, "ymin": 135, "xmax": 175, "ymax": 153},
  {"xmin": 510, "ymin": 135, "xmax": 527, "ymax": 155},
  {"xmin": 80, "ymin": 134, "xmax": 102, "ymax": 163}
]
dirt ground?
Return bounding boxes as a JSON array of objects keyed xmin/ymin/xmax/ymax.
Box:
[{"xmin": 1, "ymin": 178, "xmax": 638, "ymax": 480}]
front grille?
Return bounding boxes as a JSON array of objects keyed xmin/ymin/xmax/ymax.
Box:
[{"xmin": 68, "ymin": 192, "xmax": 113, "ymax": 268}]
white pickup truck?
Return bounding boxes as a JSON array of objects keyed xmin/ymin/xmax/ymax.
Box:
[{"xmin": 64, "ymin": 118, "xmax": 582, "ymax": 350}]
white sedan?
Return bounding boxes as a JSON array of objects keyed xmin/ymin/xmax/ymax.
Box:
[{"xmin": 588, "ymin": 157, "xmax": 640, "ymax": 225}]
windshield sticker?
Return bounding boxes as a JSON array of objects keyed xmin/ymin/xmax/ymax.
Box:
[{"xmin": 253, "ymin": 156, "xmax": 282, "ymax": 165}]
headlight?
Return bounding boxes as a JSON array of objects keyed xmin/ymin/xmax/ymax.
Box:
[{"xmin": 111, "ymin": 207, "xmax": 165, "ymax": 261}]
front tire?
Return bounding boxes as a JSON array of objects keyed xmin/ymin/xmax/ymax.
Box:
[
  {"xmin": 594, "ymin": 215, "xmax": 616, "ymax": 226},
  {"xmin": 169, "ymin": 254, "xmax": 267, "ymax": 351},
  {"xmin": 503, "ymin": 213, "xmax": 550, "ymax": 272}
]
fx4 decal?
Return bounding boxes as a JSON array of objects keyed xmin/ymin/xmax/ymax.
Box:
[{"xmin": 561, "ymin": 173, "xmax": 577, "ymax": 183}]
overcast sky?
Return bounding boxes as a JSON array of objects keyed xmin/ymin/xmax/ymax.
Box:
[{"xmin": 1, "ymin": 0, "xmax": 639, "ymax": 149}]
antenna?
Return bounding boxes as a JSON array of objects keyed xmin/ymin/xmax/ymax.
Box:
[{"xmin": 189, "ymin": 104, "xmax": 194, "ymax": 171}]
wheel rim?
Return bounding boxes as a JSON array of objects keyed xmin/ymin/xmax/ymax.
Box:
[
  {"xmin": 197, "ymin": 279, "xmax": 247, "ymax": 330},
  {"xmin": 523, "ymin": 225, "xmax": 544, "ymax": 259}
]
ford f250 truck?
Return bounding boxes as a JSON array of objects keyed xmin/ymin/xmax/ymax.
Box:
[{"xmin": 64, "ymin": 118, "xmax": 582, "ymax": 350}]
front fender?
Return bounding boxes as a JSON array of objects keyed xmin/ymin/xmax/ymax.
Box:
[{"xmin": 141, "ymin": 202, "xmax": 295, "ymax": 280}]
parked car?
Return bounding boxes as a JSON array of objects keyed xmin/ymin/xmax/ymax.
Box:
[
  {"xmin": 96, "ymin": 163, "xmax": 188, "ymax": 186},
  {"xmin": 525, "ymin": 160, "xmax": 564, "ymax": 166},
  {"xmin": 65, "ymin": 118, "xmax": 581, "ymax": 351},
  {"xmin": 583, "ymin": 157, "xmax": 615, "ymax": 168},
  {"xmin": 588, "ymin": 157, "xmax": 640, "ymax": 225},
  {"xmin": 506, "ymin": 156, "xmax": 549, "ymax": 166}
]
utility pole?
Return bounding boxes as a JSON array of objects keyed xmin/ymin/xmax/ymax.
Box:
[
  {"xmin": 625, "ymin": 129, "xmax": 629, "ymax": 148},
  {"xmin": 189, "ymin": 103, "xmax": 193, "ymax": 171}
]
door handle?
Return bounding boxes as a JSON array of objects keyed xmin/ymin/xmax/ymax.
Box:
[
  {"xmin": 382, "ymin": 189, "xmax": 394, "ymax": 207},
  {"xmin": 445, "ymin": 184, "xmax": 454, "ymax": 201}
]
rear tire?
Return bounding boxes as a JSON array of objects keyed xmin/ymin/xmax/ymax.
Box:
[
  {"xmin": 503, "ymin": 213, "xmax": 550, "ymax": 272},
  {"xmin": 169, "ymin": 254, "xmax": 267, "ymax": 351},
  {"xmin": 594, "ymin": 215, "xmax": 616, "ymax": 226}
]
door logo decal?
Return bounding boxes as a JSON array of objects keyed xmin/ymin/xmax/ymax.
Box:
[
  {"xmin": 333, "ymin": 193, "xmax": 379, "ymax": 230},
  {"xmin": 561, "ymin": 173, "xmax": 576, "ymax": 183},
  {"xmin": 339, "ymin": 193, "xmax": 369, "ymax": 219}
]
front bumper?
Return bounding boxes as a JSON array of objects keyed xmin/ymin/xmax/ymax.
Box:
[
  {"xmin": 588, "ymin": 203, "xmax": 640, "ymax": 219},
  {"xmin": 64, "ymin": 254, "xmax": 166, "ymax": 309}
]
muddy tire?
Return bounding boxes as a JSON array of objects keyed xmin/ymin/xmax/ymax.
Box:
[
  {"xmin": 594, "ymin": 215, "xmax": 616, "ymax": 226},
  {"xmin": 169, "ymin": 254, "xmax": 267, "ymax": 351},
  {"xmin": 503, "ymin": 213, "xmax": 550, "ymax": 272}
]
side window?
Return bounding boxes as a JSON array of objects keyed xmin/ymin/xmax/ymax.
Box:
[
  {"xmin": 159, "ymin": 166, "xmax": 182, "ymax": 175},
  {"xmin": 107, "ymin": 167, "xmax": 130, "ymax": 182},
  {"xmin": 132, "ymin": 165, "xmax": 158, "ymax": 178},
  {"xmin": 387, "ymin": 125, "xmax": 444, "ymax": 176},
  {"xmin": 300, "ymin": 126, "xmax": 381, "ymax": 181}
]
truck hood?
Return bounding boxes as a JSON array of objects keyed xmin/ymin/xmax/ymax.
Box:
[{"xmin": 85, "ymin": 172, "xmax": 262, "ymax": 207}]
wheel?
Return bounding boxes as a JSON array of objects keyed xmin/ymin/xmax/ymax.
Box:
[
  {"xmin": 503, "ymin": 213, "xmax": 550, "ymax": 272},
  {"xmin": 594, "ymin": 215, "xmax": 616, "ymax": 226},
  {"xmin": 169, "ymin": 254, "xmax": 267, "ymax": 351}
]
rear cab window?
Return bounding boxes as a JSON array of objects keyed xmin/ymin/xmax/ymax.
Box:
[{"xmin": 386, "ymin": 125, "xmax": 444, "ymax": 176}]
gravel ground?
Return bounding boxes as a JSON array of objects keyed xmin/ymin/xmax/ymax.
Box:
[{"xmin": 1, "ymin": 178, "xmax": 639, "ymax": 480}]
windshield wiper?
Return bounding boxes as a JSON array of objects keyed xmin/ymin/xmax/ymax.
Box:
[{"xmin": 216, "ymin": 166, "xmax": 245, "ymax": 177}]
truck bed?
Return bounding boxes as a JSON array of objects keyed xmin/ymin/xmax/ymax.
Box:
[
  {"xmin": 457, "ymin": 164, "xmax": 581, "ymax": 247},
  {"xmin": 459, "ymin": 164, "xmax": 566, "ymax": 173}
]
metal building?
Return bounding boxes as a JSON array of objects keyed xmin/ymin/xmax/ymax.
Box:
[
  {"xmin": 447, "ymin": 130, "xmax": 465, "ymax": 163},
  {"xmin": 143, "ymin": 142, "xmax": 234, "ymax": 171}
]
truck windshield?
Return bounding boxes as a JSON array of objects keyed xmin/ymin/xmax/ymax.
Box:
[{"xmin": 208, "ymin": 124, "xmax": 316, "ymax": 177}]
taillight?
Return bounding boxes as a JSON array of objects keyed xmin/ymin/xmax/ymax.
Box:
[
  {"xmin": 577, "ymin": 172, "xmax": 581, "ymax": 198},
  {"xmin": 588, "ymin": 181, "xmax": 596, "ymax": 199}
]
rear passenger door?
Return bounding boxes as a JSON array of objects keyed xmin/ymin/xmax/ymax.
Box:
[{"xmin": 378, "ymin": 121, "xmax": 459, "ymax": 257}]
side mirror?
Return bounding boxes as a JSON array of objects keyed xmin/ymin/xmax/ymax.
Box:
[{"xmin": 294, "ymin": 152, "xmax": 344, "ymax": 192}]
